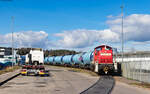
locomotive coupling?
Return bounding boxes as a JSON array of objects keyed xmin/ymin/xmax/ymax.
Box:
[{"xmin": 103, "ymin": 66, "xmax": 109, "ymax": 74}]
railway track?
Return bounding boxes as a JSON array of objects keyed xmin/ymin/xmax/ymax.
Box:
[{"xmin": 80, "ymin": 76, "xmax": 115, "ymax": 94}]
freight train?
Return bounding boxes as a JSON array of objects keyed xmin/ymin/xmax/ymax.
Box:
[{"xmin": 45, "ymin": 45, "xmax": 119, "ymax": 74}]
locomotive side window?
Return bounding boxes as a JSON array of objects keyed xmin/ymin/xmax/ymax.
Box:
[
  {"xmin": 95, "ymin": 48, "xmax": 101, "ymax": 55},
  {"xmin": 96, "ymin": 48, "xmax": 102, "ymax": 51}
]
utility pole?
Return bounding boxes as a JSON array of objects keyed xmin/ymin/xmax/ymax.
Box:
[
  {"xmin": 0, "ymin": 0, "xmax": 14, "ymax": 66},
  {"xmin": 121, "ymin": 5, "xmax": 124, "ymax": 64},
  {"xmin": 11, "ymin": 16, "xmax": 14, "ymax": 67}
]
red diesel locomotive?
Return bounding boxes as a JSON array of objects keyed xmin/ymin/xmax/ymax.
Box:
[{"xmin": 92, "ymin": 45, "xmax": 114, "ymax": 74}]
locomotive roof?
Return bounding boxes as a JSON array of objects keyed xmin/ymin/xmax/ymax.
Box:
[{"xmin": 95, "ymin": 45, "xmax": 112, "ymax": 49}]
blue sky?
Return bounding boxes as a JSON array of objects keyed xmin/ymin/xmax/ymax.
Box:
[
  {"xmin": 0, "ymin": 0, "xmax": 149, "ymax": 34},
  {"xmin": 0, "ymin": 0, "xmax": 120, "ymax": 33},
  {"xmin": 0, "ymin": 0, "xmax": 150, "ymax": 52}
]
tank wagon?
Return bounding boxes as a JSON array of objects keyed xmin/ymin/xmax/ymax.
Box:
[
  {"xmin": 44, "ymin": 57, "xmax": 48, "ymax": 64},
  {"xmin": 62, "ymin": 55, "xmax": 73, "ymax": 66},
  {"xmin": 47, "ymin": 56, "xmax": 55, "ymax": 65},
  {"xmin": 82, "ymin": 51, "xmax": 93, "ymax": 68},
  {"xmin": 45, "ymin": 45, "xmax": 118, "ymax": 74},
  {"xmin": 72, "ymin": 54, "xmax": 83, "ymax": 67},
  {"xmin": 54, "ymin": 56, "xmax": 63, "ymax": 65}
]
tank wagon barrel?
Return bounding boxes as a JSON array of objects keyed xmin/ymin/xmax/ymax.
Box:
[
  {"xmin": 82, "ymin": 51, "xmax": 94, "ymax": 68},
  {"xmin": 44, "ymin": 57, "xmax": 48, "ymax": 64},
  {"xmin": 54, "ymin": 56, "xmax": 63, "ymax": 65},
  {"xmin": 62, "ymin": 55, "xmax": 73, "ymax": 66},
  {"xmin": 72, "ymin": 54, "xmax": 83, "ymax": 67},
  {"xmin": 62, "ymin": 55, "xmax": 73, "ymax": 64},
  {"xmin": 47, "ymin": 56, "xmax": 54, "ymax": 65}
]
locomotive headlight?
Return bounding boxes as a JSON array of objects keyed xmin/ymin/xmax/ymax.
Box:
[{"xmin": 96, "ymin": 61, "xmax": 98, "ymax": 64}]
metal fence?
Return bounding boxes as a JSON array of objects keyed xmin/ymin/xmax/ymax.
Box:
[{"xmin": 115, "ymin": 54, "xmax": 150, "ymax": 83}]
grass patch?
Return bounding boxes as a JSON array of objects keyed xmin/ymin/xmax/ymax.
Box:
[
  {"xmin": 114, "ymin": 77, "xmax": 150, "ymax": 89},
  {"xmin": 0, "ymin": 66, "xmax": 20, "ymax": 75},
  {"xmin": 129, "ymin": 82, "xmax": 150, "ymax": 88},
  {"xmin": 46, "ymin": 65, "xmax": 99, "ymax": 76},
  {"xmin": 68, "ymin": 68, "xmax": 99, "ymax": 76}
]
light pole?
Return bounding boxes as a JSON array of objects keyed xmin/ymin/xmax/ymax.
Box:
[
  {"xmin": 121, "ymin": 5, "xmax": 128, "ymax": 78},
  {"xmin": 121, "ymin": 5, "xmax": 124, "ymax": 64},
  {"xmin": 11, "ymin": 16, "xmax": 14, "ymax": 67}
]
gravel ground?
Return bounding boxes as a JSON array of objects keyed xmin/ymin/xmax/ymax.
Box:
[
  {"xmin": 114, "ymin": 76, "xmax": 150, "ymax": 89},
  {"xmin": 1, "ymin": 65, "xmax": 150, "ymax": 94},
  {"xmin": 111, "ymin": 76, "xmax": 150, "ymax": 94},
  {"xmin": 0, "ymin": 69, "xmax": 20, "ymax": 84},
  {"xmin": 0, "ymin": 66, "xmax": 99, "ymax": 94}
]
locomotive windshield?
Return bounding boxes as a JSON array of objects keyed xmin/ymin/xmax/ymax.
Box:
[
  {"xmin": 105, "ymin": 47, "xmax": 112, "ymax": 50},
  {"xmin": 96, "ymin": 48, "xmax": 102, "ymax": 51}
]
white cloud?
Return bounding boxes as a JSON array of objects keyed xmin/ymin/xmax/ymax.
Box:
[
  {"xmin": 1, "ymin": 14, "xmax": 150, "ymax": 51},
  {"xmin": 0, "ymin": 31, "xmax": 48, "ymax": 48},
  {"xmin": 107, "ymin": 15, "xmax": 113, "ymax": 18},
  {"xmin": 52, "ymin": 14, "xmax": 150, "ymax": 49},
  {"xmin": 53, "ymin": 29, "xmax": 119, "ymax": 48},
  {"xmin": 108, "ymin": 14, "xmax": 150, "ymax": 42}
]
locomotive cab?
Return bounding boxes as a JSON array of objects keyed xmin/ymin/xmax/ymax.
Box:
[{"xmin": 94, "ymin": 45, "xmax": 114, "ymax": 74}]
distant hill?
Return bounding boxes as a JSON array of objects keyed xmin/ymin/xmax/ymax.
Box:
[
  {"xmin": 16, "ymin": 48, "xmax": 31, "ymax": 55},
  {"xmin": 16, "ymin": 48, "xmax": 81, "ymax": 57},
  {"xmin": 44, "ymin": 49, "xmax": 81, "ymax": 57}
]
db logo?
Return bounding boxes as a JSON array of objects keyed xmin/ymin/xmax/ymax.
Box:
[{"xmin": 79, "ymin": 56, "xmax": 83, "ymax": 61}]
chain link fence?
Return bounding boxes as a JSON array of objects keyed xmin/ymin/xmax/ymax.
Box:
[{"xmin": 115, "ymin": 53, "xmax": 150, "ymax": 83}]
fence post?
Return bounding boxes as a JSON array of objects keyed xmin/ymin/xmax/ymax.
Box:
[{"xmin": 139, "ymin": 55, "xmax": 142, "ymax": 82}]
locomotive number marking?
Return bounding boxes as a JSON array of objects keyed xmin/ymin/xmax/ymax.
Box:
[{"xmin": 100, "ymin": 53, "xmax": 111, "ymax": 56}]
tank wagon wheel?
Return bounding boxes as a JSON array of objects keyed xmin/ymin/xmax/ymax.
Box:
[
  {"xmin": 64, "ymin": 64, "xmax": 67, "ymax": 67},
  {"xmin": 90, "ymin": 64, "xmax": 95, "ymax": 71}
]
